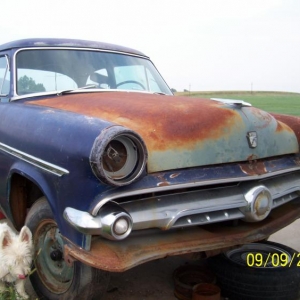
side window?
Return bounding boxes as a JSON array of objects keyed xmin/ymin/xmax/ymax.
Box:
[{"xmin": 0, "ymin": 55, "xmax": 10, "ymax": 95}]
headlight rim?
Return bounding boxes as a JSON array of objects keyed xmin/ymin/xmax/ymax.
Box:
[{"xmin": 90, "ymin": 126, "xmax": 148, "ymax": 186}]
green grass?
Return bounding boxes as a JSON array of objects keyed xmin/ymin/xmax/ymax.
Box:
[
  {"xmin": 0, "ymin": 285, "xmax": 24, "ymax": 300},
  {"xmin": 175, "ymin": 91, "xmax": 300, "ymax": 116}
]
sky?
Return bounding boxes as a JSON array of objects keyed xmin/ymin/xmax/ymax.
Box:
[{"xmin": 1, "ymin": 0, "xmax": 299, "ymax": 93}]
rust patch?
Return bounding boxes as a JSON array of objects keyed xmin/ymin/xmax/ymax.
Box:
[
  {"xmin": 170, "ymin": 173, "xmax": 180, "ymax": 179},
  {"xmin": 248, "ymin": 107, "xmax": 273, "ymax": 129},
  {"xmin": 239, "ymin": 160, "xmax": 267, "ymax": 176},
  {"xmin": 295, "ymin": 156, "xmax": 300, "ymax": 166},
  {"xmin": 271, "ymin": 113, "xmax": 300, "ymax": 145},
  {"xmin": 27, "ymin": 93, "xmax": 241, "ymax": 152},
  {"xmin": 156, "ymin": 174, "xmax": 170, "ymax": 187},
  {"xmin": 247, "ymin": 154, "xmax": 259, "ymax": 161},
  {"xmin": 276, "ymin": 120, "xmax": 294, "ymax": 133},
  {"xmin": 157, "ymin": 182, "xmax": 170, "ymax": 187}
]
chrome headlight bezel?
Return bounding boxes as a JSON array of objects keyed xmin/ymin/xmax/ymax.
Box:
[{"xmin": 90, "ymin": 126, "xmax": 148, "ymax": 186}]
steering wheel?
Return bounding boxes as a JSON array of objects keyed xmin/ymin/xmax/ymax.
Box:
[{"xmin": 116, "ymin": 80, "xmax": 146, "ymax": 90}]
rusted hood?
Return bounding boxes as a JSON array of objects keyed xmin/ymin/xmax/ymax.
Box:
[{"xmin": 27, "ymin": 92, "xmax": 299, "ymax": 173}]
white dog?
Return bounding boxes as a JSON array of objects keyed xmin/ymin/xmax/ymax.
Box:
[{"xmin": 0, "ymin": 222, "xmax": 33, "ymax": 299}]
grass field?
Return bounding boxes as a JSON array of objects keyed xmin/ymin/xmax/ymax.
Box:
[{"xmin": 175, "ymin": 91, "xmax": 300, "ymax": 116}]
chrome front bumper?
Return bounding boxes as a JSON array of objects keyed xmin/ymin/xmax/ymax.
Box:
[
  {"xmin": 64, "ymin": 170, "xmax": 300, "ymax": 241},
  {"xmin": 64, "ymin": 200, "xmax": 300, "ymax": 272}
]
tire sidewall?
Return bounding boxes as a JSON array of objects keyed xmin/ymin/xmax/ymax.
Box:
[
  {"xmin": 25, "ymin": 197, "xmax": 109, "ymax": 300},
  {"xmin": 211, "ymin": 241, "xmax": 300, "ymax": 274},
  {"xmin": 208, "ymin": 241, "xmax": 300, "ymax": 300}
]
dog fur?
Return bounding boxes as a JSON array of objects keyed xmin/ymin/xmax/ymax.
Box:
[{"xmin": 0, "ymin": 222, "xmax": 33, "ymax": 299}]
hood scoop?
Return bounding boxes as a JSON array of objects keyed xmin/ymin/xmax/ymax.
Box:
[{"xmin": 210, "ymin": 98, "xmax": 252, "ymax": 107}]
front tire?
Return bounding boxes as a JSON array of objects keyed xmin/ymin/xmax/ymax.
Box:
[{"xmin": 25, "ymin": 197, "xmax": 110, "ymax": 300}]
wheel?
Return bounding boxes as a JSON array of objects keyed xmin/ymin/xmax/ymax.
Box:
[
  {"xmin": 208, "ymin": 241, "xmax": 300, "ymax": 300},
  {"xmin": 25, "ymin": 197, "xmax": 110, "ymax": 300}
]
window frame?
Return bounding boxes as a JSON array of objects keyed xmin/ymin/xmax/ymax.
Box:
[{"xmin": 0, "ymin": 55, "xmax": 10, "ymax": 96}]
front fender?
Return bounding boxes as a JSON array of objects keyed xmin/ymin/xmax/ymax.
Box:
[
  {"xmin": 271, "ymin": 113, "xmax": 300, "ymax": 150},
  {"xmin": 6, "ymin": 161, "xmax": 90, "ymax": 249}
]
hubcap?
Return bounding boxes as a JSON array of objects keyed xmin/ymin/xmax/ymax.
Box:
[{"xmin": 50, "ymin": 249, "xmax": 63, "ymax": 261}]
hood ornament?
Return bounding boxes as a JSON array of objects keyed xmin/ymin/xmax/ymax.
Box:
[{"xmin": 247, "ymin": 131, "xmax": 258, "ymax": 148}]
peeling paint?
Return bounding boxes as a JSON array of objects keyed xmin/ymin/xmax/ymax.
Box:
[{"xmin": 28, "ymin": 93, "xmax": 299, "ymax": 173}]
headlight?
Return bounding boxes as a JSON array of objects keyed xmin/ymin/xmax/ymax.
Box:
[{"xmin": 90, "ymin": 126, "xmax": 148, "ymax": 186}]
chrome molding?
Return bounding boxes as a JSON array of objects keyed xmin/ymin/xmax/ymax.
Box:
[
  {"xmin": 64, "ymin": 202, "xmax": 133, "ymax": 241},
  {"xmin": 11, "ymin": 88, "xmax": 155, "ymax": 101},
  {"xmin": 0, "ymin": 142, "xmax": 69, "ymax": 176},
  {"xmin": 118, "ymin": 171, "xmax": 300, "ymax": 230},
  {"xmin": 66, "ymin": 171, "xmax": 300, "ymax": 239},
  {"xmin": 90, "ymin": 166, "xmax": 300, "ymax": 216},
  {"xmin": 122, "ymin": 185, "xmax": 247, "ymax": 230},
  {"xmin": 119, "ymin": 171, "xmax": 300, "ymax": 231}
]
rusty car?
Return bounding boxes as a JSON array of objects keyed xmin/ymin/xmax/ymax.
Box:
[{"xmin": 0, "ymin": 38, "xmax": 300, "ymax": 299}]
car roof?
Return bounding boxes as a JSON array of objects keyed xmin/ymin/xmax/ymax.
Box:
[{"xmin": 0, "ymin": 38, "xmax": 147, "ymax": 57}]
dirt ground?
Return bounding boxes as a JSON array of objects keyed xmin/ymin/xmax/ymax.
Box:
[{"xmin": 23, "ymin": 219, "xmax": 300, "ymax": 300}]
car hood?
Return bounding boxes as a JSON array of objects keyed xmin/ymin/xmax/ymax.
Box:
[{"xmin": 27, "ymin": 92, "xmax": 299, "ymax": 173}]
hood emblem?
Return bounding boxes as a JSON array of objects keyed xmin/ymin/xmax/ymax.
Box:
[{"xmin": 247, "ymin": 131, "xmax": 258, "ymax": 148}]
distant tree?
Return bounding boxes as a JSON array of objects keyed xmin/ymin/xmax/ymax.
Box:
[
  {"xmin": 171, "ymin": 88, "xmax": 177, "ymax": 93},
  {"xmin": 183, "ymin": 89, "xmax": 189, "ymax": 92},
  {"xmin": 18, "ymin": 75, "xmax": 46, "ymax": 94}
]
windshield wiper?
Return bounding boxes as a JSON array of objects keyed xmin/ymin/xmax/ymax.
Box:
[
  {"xmin": 154, "ymin": 92, "xmax": 167, "ymax": 95},
  {"xmin": 57, "ymin": 84, "xmax": 99, "ymax": 95}
]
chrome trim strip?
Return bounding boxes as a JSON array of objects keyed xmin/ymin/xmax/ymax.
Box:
[
  {"xmin": 11, "ymin": 89, "xmax": 156, "ymax": 101},
  {"xmin": 0, "ymin": 142, "xmax": 69, "ymax": 176},
  {"xmin": 172, "ymin": 209, "xmax": 244, "ymax": 228},
  {"xmin": 64, "ymin": 202, "xmax": 133, "ymax": 240},
  {"xmin": 64, "ymin": 207, "xmax": 103, "ymax": 234},
  {"xmin": 122, "ymin": 186, "xmax": 247, "ymax": 230},
  {"xmin": 91, "ymin": 166, "xmax": 300, "ymax": 215},
  {"xmin": 14, "ymin": 46, "xmax": 148, "ymax": 58},
  {"xmin": 119, "ymin": 172, "xmax": 300, "ymax": 230},
  {"xmin": 68, "ymin": 171, "xmax": 300, "ymax": 238}
]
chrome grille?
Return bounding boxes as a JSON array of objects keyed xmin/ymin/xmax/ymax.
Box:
[{"xmin": 118, "ymin": 171, "xmax": 300, "ymax": 230}]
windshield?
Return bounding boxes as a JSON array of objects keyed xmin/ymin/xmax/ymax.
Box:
[{"xmin": 15, "ymin": 49, "xmax": 172, "ymax": 96}]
